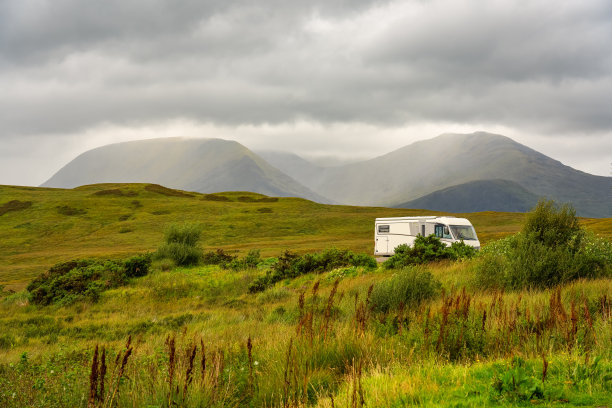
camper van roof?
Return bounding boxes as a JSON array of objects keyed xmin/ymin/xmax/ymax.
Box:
[
  {"xmin": 375, "ymin": 216, "xmax": 440, "ymax": 222},
  {"xmin": 375, "ymin": 216, "xmax": 472, "ymax": 225}
]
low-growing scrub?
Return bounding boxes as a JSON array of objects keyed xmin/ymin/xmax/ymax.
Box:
[
  {"xmin": 383, "ymin": 235, "xmax": 477, "ymax": 269},
  {"xmin": 248, "ymin": 248, "xmax": 377, "ymax": 293},
  {"xmin": 201, "ymin": 248, "xmax": 236, "ymax": 265},
  {"xmin": 0, "ymin": 200, "xmax": 32, "ymax": 216},
  {"xmin": 222, "ymin": 249, "xmax": 262, "ymax": 271},
  {"xmin": 56, "ymin": 205, "xmax": 86, "ymax": 216},
  {"xmin": 26, "ymin": 255, "xmax": 151, "ymax": 306},
  {"xmin": 477, "ymin": 200, "xmax": 612, "ymax": 290},
  {"xmin": 156, "ymin": 223, "xmax": 203, "ymax": 266}
]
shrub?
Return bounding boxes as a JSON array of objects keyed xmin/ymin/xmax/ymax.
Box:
[
  {"xmin": 383, "ymin": 235, "xmax": 476, "ymax": 269},
  {"xmin": 156, "ymin": 223, "xmax": 203, "ymax": 266},
  {"xmin": 476, "ymin": 200, "xmax": 612, "ymax": 289},
  {"xmin": 27, "ymin": 255, "xmax": 152, "ymax": 306},
  {"xmin": 123, "ymin": 253, "xmax": 152, "ymax": 277},
  {"xmin": 56, "ymin": 205, "xmax": 86, "ymax": 216},
  {"xmin": 223, "ymin": 249, "xmax": 262, "ymax": 270},
  {"xmin": 144, "ymin": 184, "xmax": 194, "ymax": 197},
  {"xmin": 370, "ymin": 267, "xmax": 441, "ymax": 314},
  {"xmin": 156, "ymin": 243, "xmax": 202, "ymax": 267},
  {"xmin": 164, "ymin": 223, "xmax": 201, "ymax": 247},
  {"xmin": 248, "ymin": 249, "xmax": 377, "ymax": 293},
  {"xmin": 202, "ymin": 249, "xmax": 236, "ymax": 265},
  {"xmin": 28, "ymin": 260, "xmax": 120, "ymax": 305}
]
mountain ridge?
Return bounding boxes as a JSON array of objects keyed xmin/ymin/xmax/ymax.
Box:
[
  {"xmin": 42, "ymin": 132, "xmax": 612, "ymax": 217},
  {"xmin": 42, "ymin": 137, "xmax": 331, "ymax": 203}
]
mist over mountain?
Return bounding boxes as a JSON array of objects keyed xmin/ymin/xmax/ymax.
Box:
[
  {"xmin": 42, "ymin": 132, "xmax": 612, "ymax": 217},
  {"xmin": 264, "ymin": 132, "xmax": 611, "ymax": 217},
  {"xmin": 42, "ymin": 138, "xmax": 330, "ymax": 202}
]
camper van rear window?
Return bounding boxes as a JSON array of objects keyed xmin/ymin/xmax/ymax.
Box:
[{"xmin": 378, "ymin": 225, "xmax": 390, "ymax": 233}]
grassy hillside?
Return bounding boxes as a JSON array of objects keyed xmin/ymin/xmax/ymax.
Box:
[
  {"xmin": 1, "ymin": 184, "xmax": 611, "ymax": 407},
  {"xmin": 2, "ymin": 183, "xmax": 612, "ymax": 290}
]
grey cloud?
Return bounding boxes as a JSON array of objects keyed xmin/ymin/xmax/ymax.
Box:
[{"xmin": 1, "ymin": 0, "xmax": 612, "ymax": 163}]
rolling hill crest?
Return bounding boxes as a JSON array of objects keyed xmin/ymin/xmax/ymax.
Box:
[{"xmin": 42, "ymin": 133, "xmax": 612, "ymax": 217}]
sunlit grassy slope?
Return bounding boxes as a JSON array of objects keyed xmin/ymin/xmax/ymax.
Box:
[{"xmin": 1, "ymin": 183, "xmax": 611, "ymax": 290}]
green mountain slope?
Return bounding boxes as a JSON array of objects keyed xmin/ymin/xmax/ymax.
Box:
[
  {"xmin": 395, "ymin": 179, "xmax": 541, "ymax": 213},
  {"xmin": 307, "ymin": 132, "xmax": 612, "ymax": 217},
  {"xmin": 42, "ymin": 138, "xmax": 329, "ymax": 202}
]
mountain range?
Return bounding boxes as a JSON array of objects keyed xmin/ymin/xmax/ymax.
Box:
[{"xmin": 42, "ymin": 132, "xmax": 612, "ymax": 217}]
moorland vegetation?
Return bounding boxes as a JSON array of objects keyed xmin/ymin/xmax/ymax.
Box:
[{"xmin": 0, "ymin": 187, "xmax": 611, "ymax": 407}]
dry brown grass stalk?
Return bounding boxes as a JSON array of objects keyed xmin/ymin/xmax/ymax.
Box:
[
  {"xmin": 182, "ymin": 343, "xmax": 197, "ymax": 402},
  {"xmin": 87, "ymin": 345, "xmax": 99, "ymax": 408},
  {"xmin": 106, "ymin": 341, "xmax": 133, "ymax": 408},
  {"xmin": 283, "ymin": 338, "xmax": 293, "ymax": 408},
  {"xmin": 322, "ymin": 278, "xmax": 340, "ymax": 341},
  {"xmin": 247, "ymin": 336, "xmax": 254, "ymax": 395},
  {"xmin": 167, "ymin": 336, "xmax": 176, "ymax": 408},
  {"xmin": 99, "ymin": 347, "xmax": 106, "ymax": 404},
  {"xmin": 200, "ymin": 339, "xmax": 206, "ymax": 384}
]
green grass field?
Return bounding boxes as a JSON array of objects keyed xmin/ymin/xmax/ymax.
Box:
[
  {"xmin": 3, "ymin": 183, "xmax": 610, "ymax": 291},
  {"xmin": 0, "ymin": 183, "xmax": 611, "ymax": 407}
]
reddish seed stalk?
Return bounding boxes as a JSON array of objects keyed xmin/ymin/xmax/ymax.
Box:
[
  {"xmin": 183, "ymin": 343, "xmax": 197, "ymax": 402},
  {"xmin": 200, "ymin": 339, "xmax": 206, "ymax": 383},
  {"xmin": 247, "ymin": 336, "xmax": 254, "ymax": 395},
  {"xmin": 98, "ymin": 347, "xmax": 106, "ymax": 403},
  {"xmin": 168, "ymin": 336, "xmax": 176, "ymax": 407},
  {"xmin": 87, "ymin": 345, "xmax": 99, "ymax": 408}
]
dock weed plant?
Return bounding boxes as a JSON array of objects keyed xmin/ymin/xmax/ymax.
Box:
[{"xmin": 1, "ymin": 186, "xmax": 612, "ymax": 407}]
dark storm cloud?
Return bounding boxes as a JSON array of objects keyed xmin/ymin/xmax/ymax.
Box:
[{"xmin": 1, "ymin": 0, "xmax": 612, "ymax": 184}]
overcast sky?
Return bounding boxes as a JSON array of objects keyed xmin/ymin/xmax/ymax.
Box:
[{"xmin": 1, "ymin": 0, "xmax": 611, "ymax": 186}]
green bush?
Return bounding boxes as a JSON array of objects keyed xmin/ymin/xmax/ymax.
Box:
[
  {"xmin": 370, "ymin": 267, "xmax": 441, "ymax": 314},
  {"xmin": 476, "ymin": 200, "xmax": 612, "ymax": 289},
  {"xmin": 156, "ymin": 223, "xmax": 203, "ymax": 266},
  {"xmin": 383, "ymin": 235, "xmax": 476, "ymax": 269},
  {"xmin": 27, "ymin": 259, "xmax": 124, "ymax": 305},
  {"xmin": 123, "ymin": 253, "xmax": 152, "ymax": 277},
  {"xmin": 202, "ymin": 249, "xmax": 236, "ymax": 265},
  {"xmin": 248, "ymin": 249, "xmax": 377, "ymax": 293},
  {"xmin": 223, "ymin": 249, "xmax": 261, "ymax": 270},
  {"xmin": 164, "ymin": 223, "xmax": 201, "ymax": 247}
]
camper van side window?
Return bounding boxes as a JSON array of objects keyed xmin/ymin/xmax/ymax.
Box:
[{"xmin": 378, "ymin": 225, "xmax": 390, "ymax": 233}]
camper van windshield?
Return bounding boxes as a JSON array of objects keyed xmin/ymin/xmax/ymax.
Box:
[{"xmin": 450, "ymin": 225, "xmax": 477, "ymax": 241}]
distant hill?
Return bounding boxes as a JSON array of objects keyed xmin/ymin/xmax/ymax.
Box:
[
  {"xmin": 42, "ymin": 138, "xmax": 330, "ymax": 202},
  {"xmin": 271, "ymin": 132, "xmax": 611, "ymax": 217},
  {"xmin": 42, "ymin": 133, "xmax": 612, "ymax": 217},
  {"xmin": 395, "ymin": 179, "xmax": 541, "ymax": 213}
]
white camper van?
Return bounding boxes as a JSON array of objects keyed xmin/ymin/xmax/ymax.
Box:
[{"xmin": 374, "ymin": 216, "xmax": 480, "ymax": 256}]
